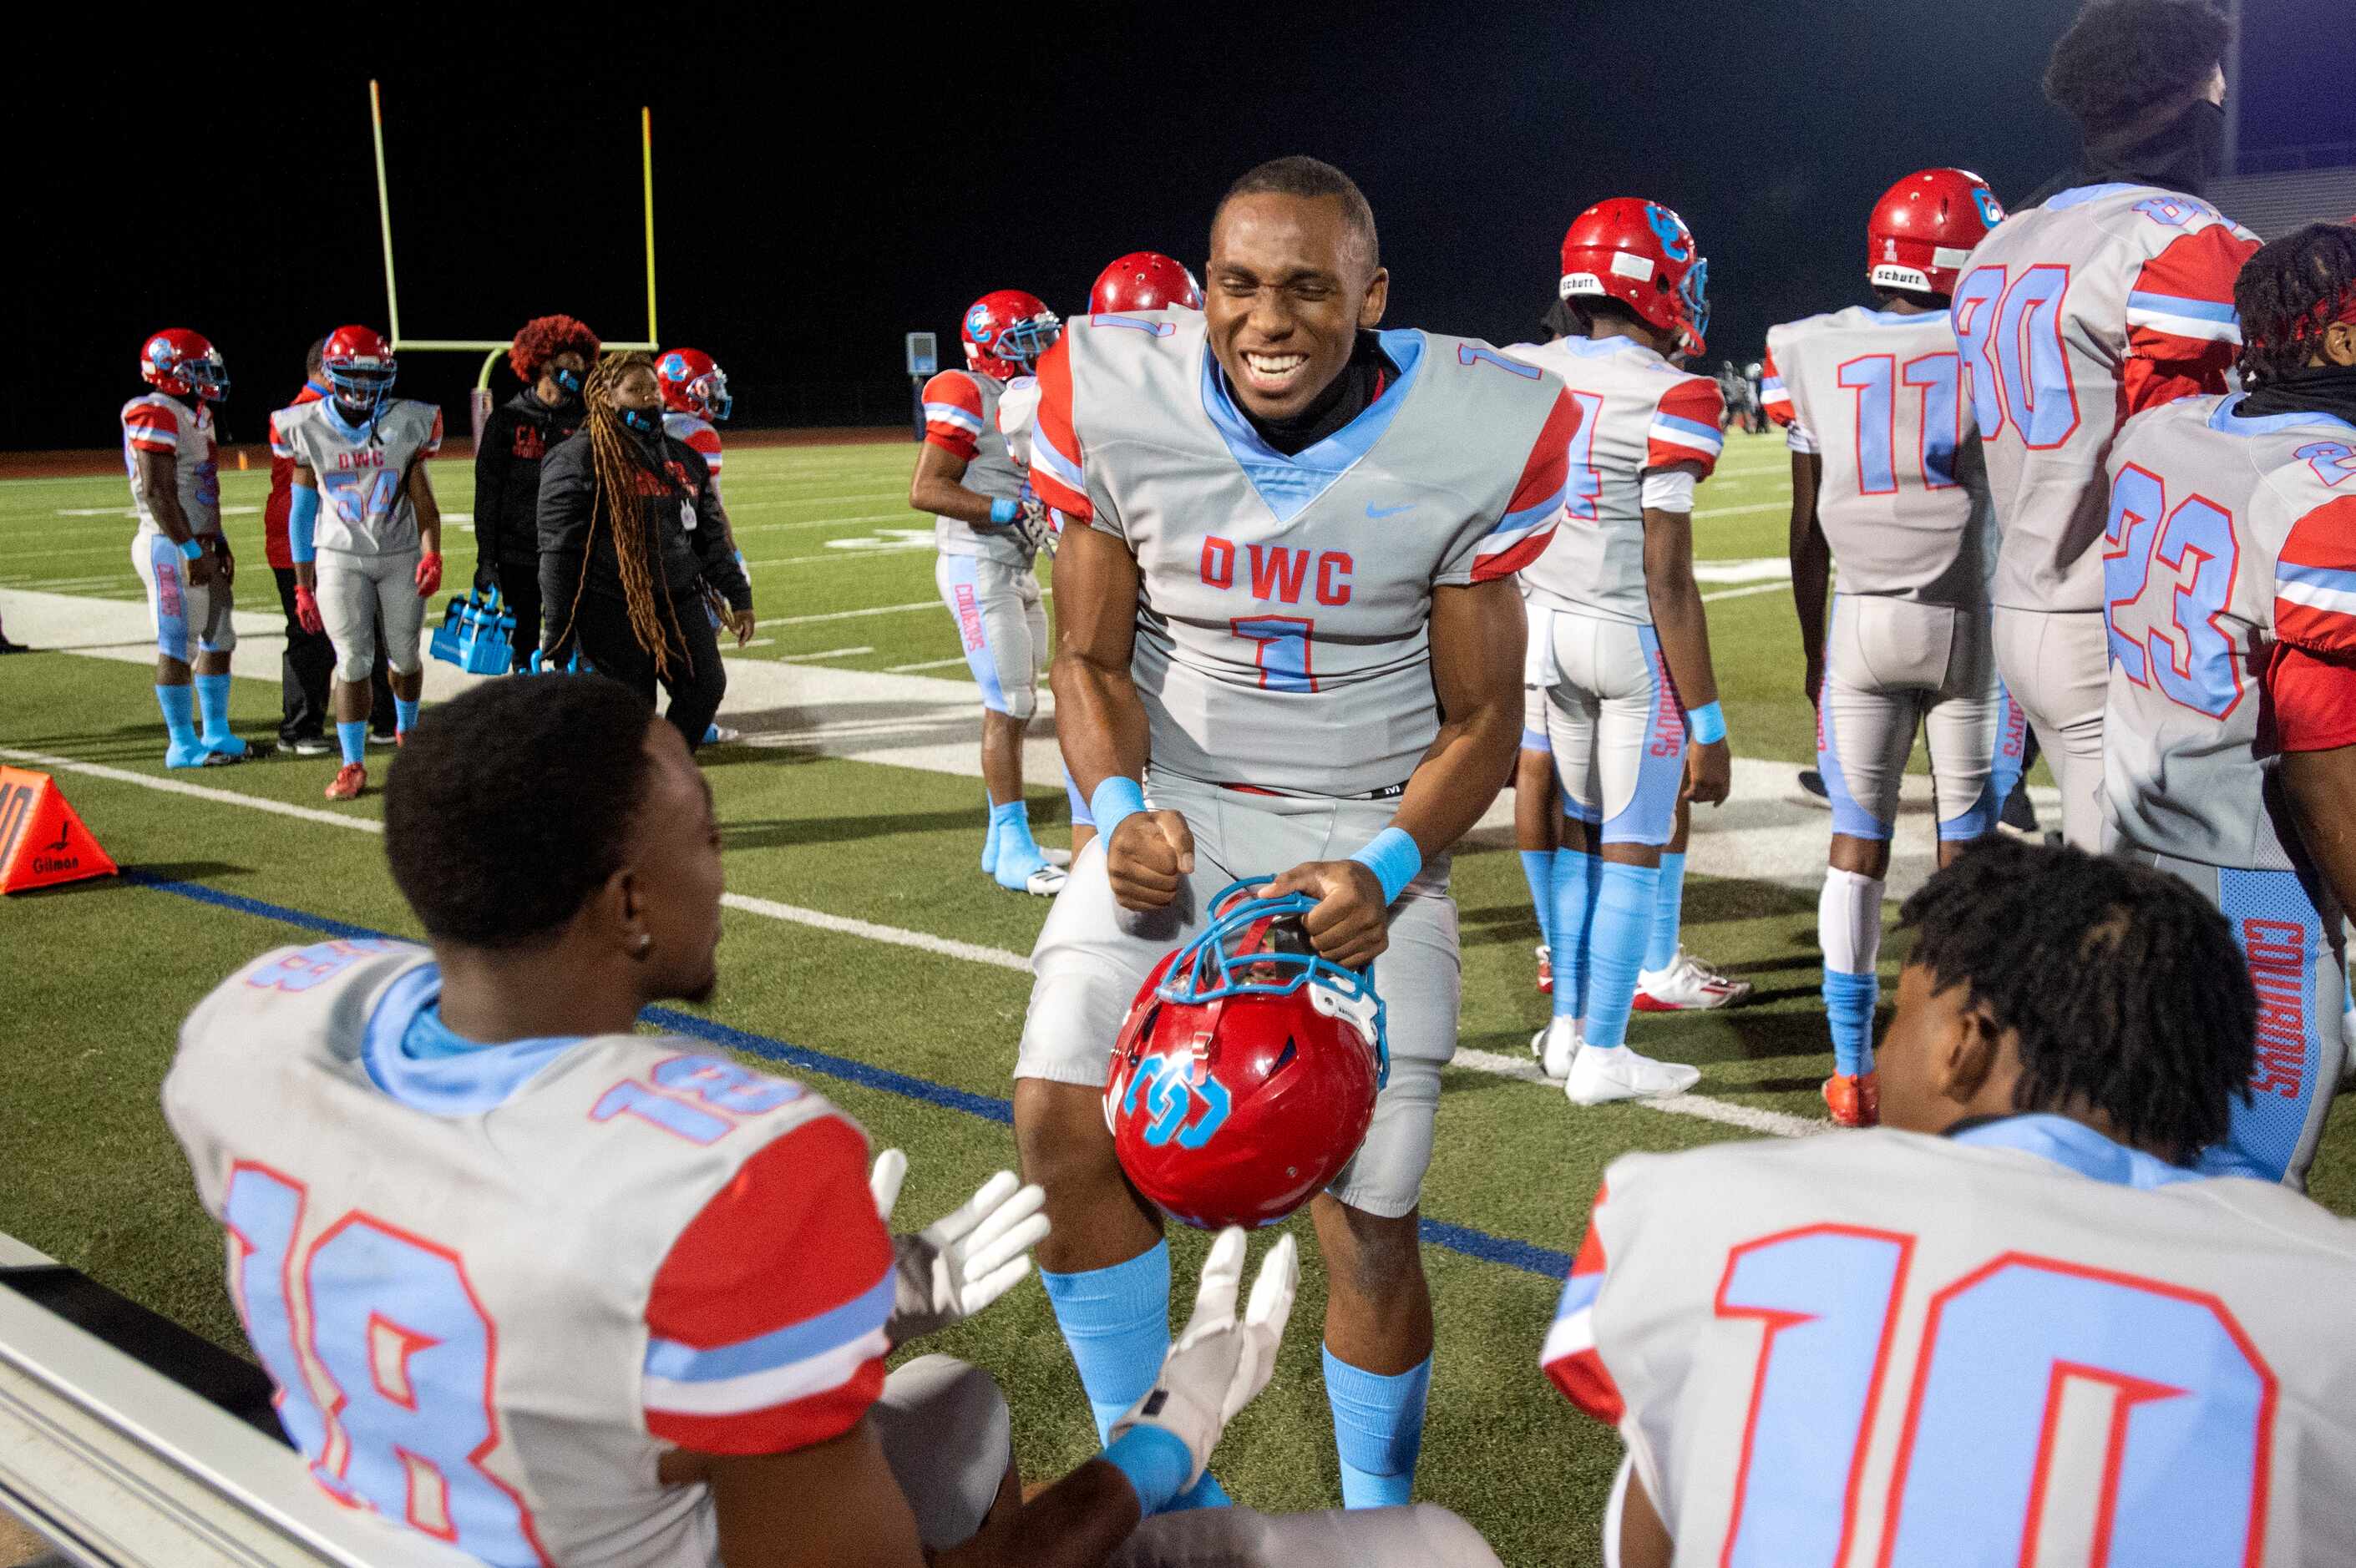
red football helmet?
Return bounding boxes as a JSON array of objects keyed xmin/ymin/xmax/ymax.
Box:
[
  {"xmin": 656, "ymin": 348, "xmax": 732, "ymax": 421},
  {"xmin": 1089, "ymin": 251, "xmax": 1205, "ymax": 315},
  {"xmin": 960, "ymin": 290, "xmax": 1061, "ymax": 380},
  {"xmin": 139, "ymin": 329, "xmax": 229, "ymax": 402},
  {"xmin": 1105, "ymin": 880, "xmax": 1388, "ymax": 1230},
  {"xmin": 1867, "ymin": 169, "xmax": 2004, "ymax": 297},
  {"xmin": 1558, "ymin": 198, "xmax": 1710, "ymax": 357},
  {"xmin": 322, "ymin": 325, "xmax": 398, "ymax": 416}
]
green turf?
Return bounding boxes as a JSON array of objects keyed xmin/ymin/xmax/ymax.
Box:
[{"xmin": 3, "ymin": 436, "xmax": 2351, "ymax": 1566}]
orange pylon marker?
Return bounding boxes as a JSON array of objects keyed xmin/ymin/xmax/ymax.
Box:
[{"xmin": 0, "ymin": 767, "xmax": 119, "ymax": 894}]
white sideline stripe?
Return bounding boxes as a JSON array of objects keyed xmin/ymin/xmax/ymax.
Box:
[
  {"xmin": 1700, "ymin": 582, "xmax": 1788, "ymax": 604},
  {"xmin": 756, "ymin": 600, "xmax": 938, "ymax": 628},
  {"xmin": 887, "ymin": 655, "xmax": 971, "ymax": 673},
  {"xmin": 0, "ymin": 743, "xmax": 1816, "ymax": 1140}
]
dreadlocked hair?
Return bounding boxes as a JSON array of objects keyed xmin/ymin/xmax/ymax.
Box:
[
  {"xmin": 569, "ymin": 352, "xmax": 692, "ymax": 680},
  {"xmin": 509, "ymin": 314, "xmax": 602, "ymax": 385},
  {"xmin": 2234, "ymin": 221, "xmax": 2356, "ymax": 387},
  {"xmin": 1897, "ymin": 837, "xmax": 2255, "ymax": 1157}
]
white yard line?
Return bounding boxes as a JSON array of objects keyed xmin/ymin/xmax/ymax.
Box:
[
  {"xmin": 1700, "ymin": 582, "xmax": 1789, "ymax": 604},
  {"xmin": 887, "ymin": 655, "xmax": 973, "ymax": 673},
  {"xmin": 776, "ymin": 645, "xmax": 874, "ymax": 662},
  {"xmin": 757, "ymin": 600, "xmax": 945, "ymax": 629},
  {"xmin": 0, "ymin": 741, "xmax": 1827, "ymax": 1139}
]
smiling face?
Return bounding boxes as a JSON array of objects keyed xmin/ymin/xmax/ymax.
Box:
[{"xmin": 1204, "ymin": 190, "xmax": 1388, "ymax": 422}]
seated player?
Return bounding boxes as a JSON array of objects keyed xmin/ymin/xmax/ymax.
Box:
[
  {"xmin": 658, "ymin": 347, "xmax": 747, "ymax": 746},
  {"xmin": 276, "ymin": 326, "xmax": 443, "ymax": 801},
  {"xmin": 1506, "ymin": 199, "xmax": 1730, "ymax": 1104},
  {"xmin": 1545, "ymin": 837, "xmax": 2356, "ymax": 1567},
  {"xmin": 2100, "ymin": 220, "xmax": 2355, "ymax": 1187},
  {"xmin": 1769, "ymin": 167, "xmax": 2024, "ymax": 1125},
  {"xmin": 164, "ymin": 675, "xmax": 1448, "ymax": 1568},
  {"xmin": 123, "ymin": 328, "xmax": 253, "ymax": 767},
  {"xmin": 912, "ymin": 290, "xmax": 1064, "ymax": 896}
]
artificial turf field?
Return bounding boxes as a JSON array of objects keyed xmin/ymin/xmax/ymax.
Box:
[{"xmin": 3, "ymin": 430, "xmax": 2352, "ymax": 1566}]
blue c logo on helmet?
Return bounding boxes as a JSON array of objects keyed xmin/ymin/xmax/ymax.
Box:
[
  {"xmin": 660, "ymin": 352, "xmax": 687, "ymax": 379},
  {"xmin": 1644, "ymin": 203, "xmax": 1692, "ymax": 262},
  {"xmin": 1973, "ymin": 187, "xmax": 2004, "ymax": 227},
  {"xmin": 1122, "ymin": 1053, "xmax": 1233, "ymax": 1148}
]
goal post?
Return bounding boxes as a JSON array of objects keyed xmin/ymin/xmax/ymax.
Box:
[{"xmin": 367, "ymin": 81, "xmax": 661, "ymax": 442}]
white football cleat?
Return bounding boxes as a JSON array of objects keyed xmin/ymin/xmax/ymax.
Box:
[
  {"xmin": 1633, "ymin": 950, "xmax": 1754, "ymax": 1012},
  {"xmin": 1564, "ymin": 1044, "xmax": 1701, "ymax": 1105},
  {"xmin": 1531, "ymin": 1016, "xmax": 1583, "ymax": 1081}
]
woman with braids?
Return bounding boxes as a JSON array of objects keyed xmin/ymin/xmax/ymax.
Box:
[
  {"xmin": 536, "ymin": 352, "xmax": 755, "ymax": 749},
  {"xmin": 476, "ymin": 314, "xmax": 600, "ymax": 671},
  {"xmin": 2094, "ymin": 219, "xmax": 2356, "ymax": 1190}
]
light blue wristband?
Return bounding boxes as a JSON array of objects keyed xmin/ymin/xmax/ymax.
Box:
[
  {"xmin": 1350, "ymin": 826, "xmax": 1423, "ymax": 905},
  {"xmin": 176, "ymin": 538, "xmax": 204, "ymax": 563},
  {"xmin": 1687, "ymin": 701, "xmax": 1727, "ymax": 746},
  {"xmin": 288, "ymin": 483, "xmax": 320, "ymax": 565},
  {"xmin": 1100, "ymin": 1424, "xmax": 1193, "ymax": 1516},
  {"xmin": 988, "ymin": 497, "xmax": 1021, "ymax": 527},
  {"xmin": 1089, "ymin": 776, "xmax": 1148, "ymax": 842}
]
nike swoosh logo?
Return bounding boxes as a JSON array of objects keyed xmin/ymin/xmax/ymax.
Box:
[{"xmin": 1365, "ymin": 503, "xmax": 1415, "ymax": 518}]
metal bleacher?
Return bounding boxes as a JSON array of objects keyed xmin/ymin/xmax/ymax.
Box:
[{"xmin": 2207, "ymin": 154, "xmax": 2356, "ymax": 239}]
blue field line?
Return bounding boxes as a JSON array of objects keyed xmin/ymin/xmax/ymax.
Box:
[{"xmin": 123, "ymin": 870, "xmax": 1575, "ymax": 1281}]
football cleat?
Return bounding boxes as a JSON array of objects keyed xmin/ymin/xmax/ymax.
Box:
[
  {"xmin": 1532, "ymin": 1016, "xmax": 1582, "ymax": 1081},
  {"xmin": 702, "ymin": 722, "xmax": 742, "ymax": 745},
  {"xmin": 1633, "ymin": 951, "xmax": 1754, "ymax": 1011},
  {"xmin": 1535, "ymin": 943, "xmax": 1553, "ymax": 994},
  {"xmin": 1106, "ymin": 879, "xmax": 1386, "ymax": 1230},
  {"xmin": 1565, "ymin": 1044, "xmax": 1702, "ymax": 1105},
  {"xmin": 165, "ymin": 740, "xmax": 242, "ymax": 770},
  {"xmin": 324, "ymin": 763, "xmax": 367, "ymax": 801},
  {"xmin": 1558, "ymin": 198, "xmax": 1710, "ymax": 357},
  {"xmin": 961, "ymin": 290, "xmax": 1061, "ymax": 382},
  {"xmin": 139, "ymin": 328, "xmax": 230, "ymax": 402},
  {"xmin": 1823, "ymin": 1071, "xmax": 1880, "ymax": 1128},
  {"xmin": 1867, "ymin": 168, "xmax": 2003, "ymax": 297},
  {"xmin": 288, "ymin": 736, "xmax": 333, "ymax": 757}
]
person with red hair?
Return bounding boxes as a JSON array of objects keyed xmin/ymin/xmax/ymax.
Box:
[{"xmin": 474, "ymin": 315, "xmax": 600, "ymax": 670}]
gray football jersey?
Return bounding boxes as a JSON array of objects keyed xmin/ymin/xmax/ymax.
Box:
[
  {"xmin": 1546, "ymin": 1123, "xmax": 2356, "ymax": 1567},
  {"xmin": 2102, "ymin": 394, "xmax": 2356, "ymax": 870},
  {"xmin": 1055, "ymin": 311, "xmax": 1573, "ymax": 797},
  {"xmin": 1957, "ymin": 185, "xmax": 2258, "ymax": 613},
  {"xmin": 1502, "ymin": 336, "xmax": 1725, "ymax": 625},
  {"xmin": 1766, "ymin": 306, "xmax": 1994, "ymax": 605},
  {"xmin": 120, "ymin": 391, "xmax": 220, "ymax": 538},
  {"xmin": 270, "ymin": 397, "xmax": 444, "ymax": 555},
  {"xmin": 163, "ymin": 939, "xmax": 893, "ymax": 1568},
  {"xmin": 921, "ymin": 368, "xmax": 1033, "ymax": 565}
]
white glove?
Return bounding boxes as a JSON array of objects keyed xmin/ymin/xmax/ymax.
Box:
[
  {"xmin": 869, "ymin": 1150, "xmax": 1051, "ymax": 1348},
  {"xmin": 1107, "ymin": 1227, "xmax": 1299, "ymax": 1487},
  {"xmin": 1002, "ymin": 499, "xmax": 1051, "ymax": 557}
]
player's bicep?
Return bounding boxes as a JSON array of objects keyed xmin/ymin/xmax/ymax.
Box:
[
  {"xmin": 910, "ymin": 437, "xmax": 972, "ymax": 492},
  {"xmin": 1050, "ymin": 523, "xmax": 1140, "ymax": 674},
  {"xmin": 134, "ymin": 444, "xmax": 177, "ymax": 497},
  {"xmin": 1428, "ymin": 579, "xmax": 1525, "ymax": 724},
  {"xmin": 678, "ymin": 1419, "xmax": 925, "ymax": 1568}
]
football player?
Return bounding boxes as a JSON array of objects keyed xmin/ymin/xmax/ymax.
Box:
[
  {"xmin": 911, "ymin": 290, "xmax": 1065, "ymax": 895},
  {"xmin": 1504, "ymin": 199, "xmax": 1730, "ymax": 1105},
  {"xmin": 275, "ymin": 326, "xmax": 443, "ymax": 801},
  {"xmin": 475, "ymin": 315, "xmax": 598, "ymax": 672},
  {"xmin": 164, "ymin": 677, "xmax": 1494, "ymax": 1568},
  {"xmin": 1768, "ymin": 168, "xmax": 2024, "ymax": 1126},
  {"xmin": 1018, "ymin": 155, "xmax": 1578, "ymax": 1510},
  {"xmin": 1955, "ymin": 0, "xmax": 2259, "ymax": 849},
  {"xmin": 2098, "ymin": 221, "xmax": 2356, "ymax": 1188},
  {"xmin": 1545, "ymin": 838, "xmax": 2356, "ymax": 1567},
  {"xmin": 659, "ymin": 347, "xmax": 747, "ymax": 746},
  {"xmin": 123, "ymin": 328, "xmax": 253, "ymax": 767}
]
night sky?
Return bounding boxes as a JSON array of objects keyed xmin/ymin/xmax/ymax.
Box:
[{"xmin": 14, "ymin": 2, "xmax": 2350, "ymax": 452}]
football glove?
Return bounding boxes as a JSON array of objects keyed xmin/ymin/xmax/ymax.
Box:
[
  {"xmin": 1107, "ymin": 1227, "xmax": 1299, "ymax": 1488},
  {"xmin": 292, "ymin": 585, "xmax": 323, "ymax": 635},
  {"xmin": 869, "ymin": 1150, "xmax": 1051, "ymax": 1348},
  {"xmin": 414, "ymin": 552, "xmax": 443, "ymax": 599}
]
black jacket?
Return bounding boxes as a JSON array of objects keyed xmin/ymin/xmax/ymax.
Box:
[
  {"xmin": 474, "ymin": 389, "xmax": 585, "ymax": 567},
  {"xmin": 536, "ymin": 428, "xmax": 752, "ymax": 649}
]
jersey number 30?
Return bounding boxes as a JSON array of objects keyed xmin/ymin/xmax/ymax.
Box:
[{"xmin": 1715, "ymin": 1226, "xmax": 2273, "ymax": 1566}]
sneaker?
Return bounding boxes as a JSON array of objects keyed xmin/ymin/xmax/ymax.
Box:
[
  {"xmin": 1823, "ymin": 1070, "xmax": 1880, "ymax": 1127},
  {"xmin": 324, "ymin": 763, "xmax": 367, "ymax": 801},
  {"xmin": 1633, "ymin": 951, "xmax": 1755, "ymax": 1011},
  {"xmin": 287, "ymin": 735, "xmax": 334, "ymax": 757},
  {"xmin": 993, "ymin": 842, "xmax": 1067, "ymax": 897},
  {"xmin": 1531, "ymin": 1015, "xmax": 1582, "ymax": 1081},
  {"xmin": 367, "ymin": 730, "xmax": 398, "ymax": 749},
  {"xmin": 205, "ymin": 735, "xmax": 269, "ymax": 761},
  {"xmin": 1797, "ymin": 768, "xmax": 1829, "ymax": 803},
  {"xmin": 1565, "ymin": 1043, "xmax": 1702, "ymax": 1105},
  {"xmin": 703, "ymin": 723, "xmax": 742, "ymax": 745},
  {"xmin": 166, "ymin": 740, "xmax": 242, "ymax": 769},
  {"xmin": 1535, "ymin": 944, "xmax": 1553, "ymax": 994}
]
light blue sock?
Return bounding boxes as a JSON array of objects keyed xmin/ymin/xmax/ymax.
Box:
[
  {"xmin": 337, "ymin": 720, "xmax": 368, "ymax": 767},
  {"xmin": 193, "ymin": 672, "xmax": 236, "ymax": 747},
  {"xmin": 1038, "ymin": 1242, "xmax": 1171, "ymax": 1445},
  {"xmin": 1323, "ymin": 1346, "xmax": 1431, "ymax": 1509},
  {"xmin": 393, "ymin": 696, "xmax": 421, "ymax": 736},
  {"xmin": 980, "ymin": 792, "xmax": 1001, "ymax": 873},
  {"xmin": 1584, "ymin": 862, "xmax": 1663, "ymax": 1048},
  {"xmin": 991, "ymin": 798, "xmax": 1049, "ymax": 888},
  {"xmin": 1066, "ymin": 766, "xmax": 1094, "ymax": 832},
  {"xmin": 1825, "ymin": 969, "xmax": 1878, "ymax": 1077},
  {"xmin": 1549, "ymin": 848, "xmax": 1598, "ymax": 1020},
  {"xmin": 156, "ymin": 685, "xmax": 199, "ymax": 753},
  {"xmin": 1646, "ymin": 851, "xmax": 1687, "ymax": 972},
  {"xmin": 1519, "ymin": 850, "xmax": 1555, "ymax": 951}
]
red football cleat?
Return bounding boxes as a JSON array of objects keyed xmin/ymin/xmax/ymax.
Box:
[
  {"xmin": 324, "ymin": 763, "xmax": 367, "ymax": 802},
  {"xmin": 1823, "ymin": 1071, "xmax": 1880, "ymax": 1128},
  {"xmin": 1535, "ymin": 944, "xmax": 1553, "ymax": 994}
]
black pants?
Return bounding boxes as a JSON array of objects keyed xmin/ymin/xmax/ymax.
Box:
[
  {"xmin": 273, "ymin": 566, "xmax": 393, "ymax": 741},
  {"xmin": 570, "ymin": 588, "xmax": 726, "ymax": 750},
  {"xmin": 491, "ymin": 559, "xmax": 542, "ymax": 674}
]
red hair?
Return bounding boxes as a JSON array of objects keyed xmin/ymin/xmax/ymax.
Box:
[{"xmin": 509, "ymin": 315, "xmax": 602, "ymax": 384}]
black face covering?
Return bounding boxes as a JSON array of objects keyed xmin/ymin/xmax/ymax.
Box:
[
  {"xmin": 2024, "ymin": 93, "xmax": 2228, "ymax": 209},
  {"xmin": 2238, "ymin": 361, "xmax": 2356, "ymax": 430},
  {"xmin": 621, "ymin": 405, "xmax": 663, "ymax": 438},
  {"xmin": 1233, "ymin": 330, "xmax": 1396, "ymax": 458}
]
